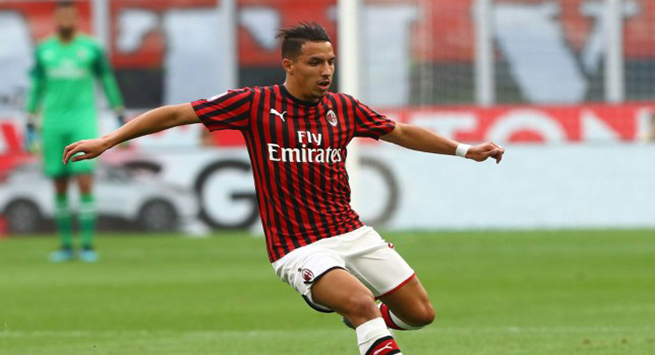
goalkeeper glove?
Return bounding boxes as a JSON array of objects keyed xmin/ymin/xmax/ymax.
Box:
[
  {"xmin": 115, "ymin": 106, "xmax": 126, "ymax": 126},
  {"xmin": 25, "ymin": 121, "xmax": 39, "ymax": 153}
]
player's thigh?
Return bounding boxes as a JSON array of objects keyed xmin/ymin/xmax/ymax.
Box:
[
  {"xmin": 69, "ymin": 127, "xmax": 97, "ymax": 175},
  {"xmin": 345, "ymin": 230, "xmax": 415, "ymax": 298},
  {"xmin": 311, "ymin": 268, "xmax": 377, "ymax": 316},
  {"xmin": 41, "ymin": 131, "xmax": 69, "ymax": 178},
  {"xmin": 271, "ymin": 244, "xmax": 346, "ymax": 313}
]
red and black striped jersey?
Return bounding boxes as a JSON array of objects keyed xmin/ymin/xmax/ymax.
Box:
[{"xmin": 192, "ymin": 84, "xmax": 396, "ymax": 262}]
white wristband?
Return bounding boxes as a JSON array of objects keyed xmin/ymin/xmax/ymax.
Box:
[{"xmin": 455, "ymin": 144, "xmax": 471, "ymax": 158}]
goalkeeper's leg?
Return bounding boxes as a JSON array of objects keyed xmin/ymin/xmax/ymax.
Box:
[
  {"xmin": 49, "ymin": 177, "xmax": 74, "ymax": 262},
  {"xmin": 77, "ymin": 174, "xmax": 98, "ymax": 262}
]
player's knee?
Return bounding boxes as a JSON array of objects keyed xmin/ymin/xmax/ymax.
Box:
[
  {"xmin": 405, "ymin": 302, "xmax": 435, "ymax": 327},
  {"xmin": 415, "ymin": 303, "xmax": 436, "ymax": 326},
  {"xmin": 421, "ymin": 304, "xmax": 436, "ymax": 326},
  {"xmin": 342, "ymin": 291, "xmax": 377, "ymax": 319}
]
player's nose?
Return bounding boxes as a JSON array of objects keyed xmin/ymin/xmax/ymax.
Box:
[{"xmin": 320, "ymin": 63, "xmax": 332, "ymax": 76}]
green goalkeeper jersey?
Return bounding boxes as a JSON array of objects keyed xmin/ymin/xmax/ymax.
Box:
[{"xmin": 25, "ymin": 34, "xmax": 123, "ymax": 131}]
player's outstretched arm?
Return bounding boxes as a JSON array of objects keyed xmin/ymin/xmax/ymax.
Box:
[
  {"xmin": 63, "ymin": 103, "xmax": 199, "ymax": 164},
  {"xmin": 381, "ymin": 122, "xmax": 504, "ymax": 164}
]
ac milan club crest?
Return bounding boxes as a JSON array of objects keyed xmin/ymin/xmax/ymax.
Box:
[
  {"xmin": 326, "ymin": 109, "xmax": 338, "ymax": 126},
  {"xmin": 300, "ymin": 268, "xmax": 315, "ymax": 283}
]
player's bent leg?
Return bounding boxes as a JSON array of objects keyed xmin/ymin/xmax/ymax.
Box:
[
  {"xmin": 344, "ymin": 227, "xmax": 432, "ymax": 331},
  {"xmin": 378, "ymin": 276, "xmax": 435, "ymax": 330},
  {"xmin": 312, "ymin": 269, "xmax": 402, "ymax": 355}
]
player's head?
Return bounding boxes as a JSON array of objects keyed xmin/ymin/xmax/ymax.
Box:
[
  {"xmin": 277, "ymin": 22, "xmax": 335, "ymax": 102},
  {"xmin": 54, "ymin": 0, "xmax": 78, "ymax": 39}
]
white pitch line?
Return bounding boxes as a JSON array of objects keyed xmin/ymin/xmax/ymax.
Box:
[{"xmin": 1, "ymin": 326, "xmax": 653, "ymax": 338}]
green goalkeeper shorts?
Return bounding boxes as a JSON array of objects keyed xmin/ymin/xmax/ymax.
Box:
[{"xmin": 42, "ymin": 127, "xmax": 97, "ymax": 178}]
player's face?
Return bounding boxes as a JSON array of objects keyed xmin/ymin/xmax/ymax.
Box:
[
  {"xmin": 285, "ymin": 41, "xmax": 335, "ymax": 102},
  {"xmin": 55, "ymin": 6, "xmax": 78, "ymax": 37}
]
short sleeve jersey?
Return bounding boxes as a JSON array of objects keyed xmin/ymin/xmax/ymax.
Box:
[{"xmin": 192, "ymin": 84, "xmax": 396, "ymax": 262}]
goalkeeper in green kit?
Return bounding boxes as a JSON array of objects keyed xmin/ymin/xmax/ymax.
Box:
[{"xmin": 25, "ymin": 1, "xmax": 124, "ymax": 262}]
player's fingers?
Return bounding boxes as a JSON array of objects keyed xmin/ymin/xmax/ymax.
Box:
[
  {"xmin": 492, "ymin": 148, "xmax": 504, "ymax": 164},
  {"xmin": 488, "ymin": 143, "xmax": 505, "ymax": 163},
  {"xmin": 63, "ymin": 143, "xmax": 83, "ymax": 164},
  {"xmin": 63, "ymin": 141, "xmax": 81, "ymax": 153},
  {"xmin": 63, "ymin": 146, "xmax": 74, "ymax": 164},
  {"xmin": 483, "ymin": 145, "xmax": 497, "ymax": 161},
  {"xmin": 71, "ymin": 151, "xmax": 94, "ymax": 162}
]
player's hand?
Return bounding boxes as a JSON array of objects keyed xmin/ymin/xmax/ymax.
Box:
[
  {"xmin": 24, "ymin": 113, "xmax": 40, "ymax": 154},
  {"xmin": 63, "ymin": 138, "xmax": 111, "ymax": 164},
  {"xmin": 115, "ymin": 106, "xmax": 126, "ymax": 126},
  {"xmin": 466, "ymin": 142, "xmax": 504, "ymax": 164},
  {"xmin": 24, "ymin": 121, "xmax": 39, "ymax": 154}
]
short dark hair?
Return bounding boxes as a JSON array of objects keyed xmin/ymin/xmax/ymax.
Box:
[
  {"xmin": 276, "ymin": 22, "xmax": 331, "ymax": 59},
  {"xmin": 56, "ymin": 0, "xmax": 76, "ymax": 9}
]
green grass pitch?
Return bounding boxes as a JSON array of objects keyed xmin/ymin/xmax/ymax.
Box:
[{"xmin": 1, "ymin": 230, "xmax": 654, "ymax": 354}]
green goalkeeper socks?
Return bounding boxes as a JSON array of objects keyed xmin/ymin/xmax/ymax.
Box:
[
  {"xmin": 55, "ymin": 194, "xmax": 73, "ymax": 248},
  {"xmin": 79, "ymin": 194, "xmax": 97, "ymax": 248}
]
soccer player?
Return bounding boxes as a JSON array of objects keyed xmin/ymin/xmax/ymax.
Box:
[
  {"xmin": 63, "ymin": 22, "xmax": 504, "ymax": 354},
  {"xmin": 25, "ymin": 0, "xmax": 124, "ymax": 262}
]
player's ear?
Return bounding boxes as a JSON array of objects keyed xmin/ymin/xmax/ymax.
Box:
[{"xmin": 282, "ymin": 58, "xmax": 294, "ymax": 75}]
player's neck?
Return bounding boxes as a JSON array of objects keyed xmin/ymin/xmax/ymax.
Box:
[
  {"xmin": 283, "ymin": 81, "xmax": 319, "ymax": 103},
  {"xmin": 57, "ymin": 30, "xmax": 77, "ymax": 43}
]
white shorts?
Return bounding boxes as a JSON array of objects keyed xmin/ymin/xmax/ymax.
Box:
[{"xmin": 271, "ymin": 226, "xmax": 415, "ymax": 313}]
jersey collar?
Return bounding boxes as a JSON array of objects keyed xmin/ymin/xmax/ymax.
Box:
[{"xmin": 279, "ymin": 84, "xmax": 324, "ymax": 107}]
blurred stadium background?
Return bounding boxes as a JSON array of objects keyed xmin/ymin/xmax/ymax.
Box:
[{"xmin": 0, "ymin": 0, "xmax": 654, "ymax": 354}]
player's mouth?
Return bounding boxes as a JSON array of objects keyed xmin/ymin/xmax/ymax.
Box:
[{"xmin": 317, "ymin": 80, "xmax": 331, "ymax": 91}]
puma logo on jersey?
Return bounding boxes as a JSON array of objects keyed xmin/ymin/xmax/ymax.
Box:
[
  {"xmin": 373, "ymin": 341, "xmax": 396, "ymax": 355},
  {"xmin": 270, "ymin": 108, "xmax": 287, "ymax": 122}
]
